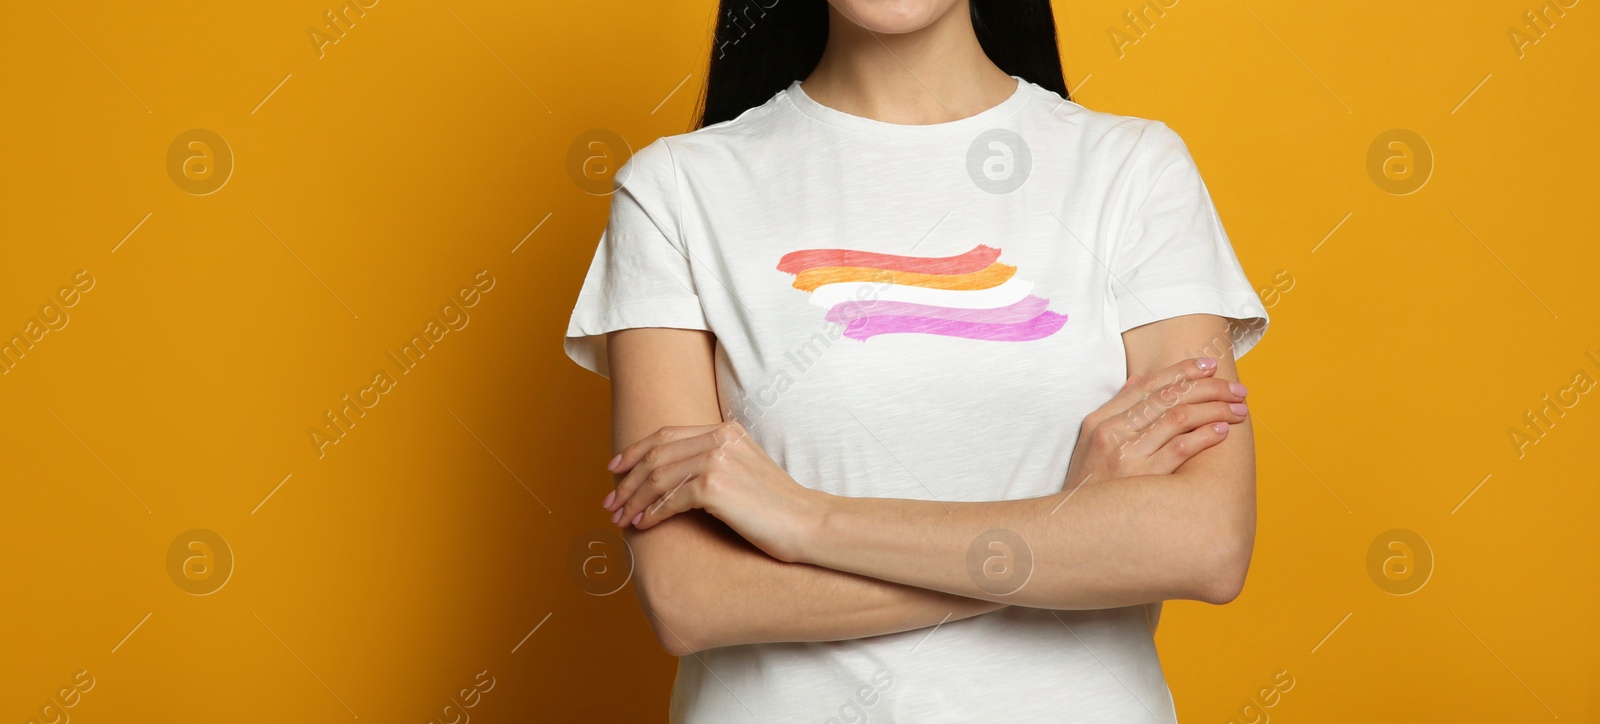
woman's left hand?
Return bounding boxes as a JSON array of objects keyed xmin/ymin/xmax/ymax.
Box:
[{"xmin": 602, "ymin": 421, "xmax": 826, "ymax": 563}]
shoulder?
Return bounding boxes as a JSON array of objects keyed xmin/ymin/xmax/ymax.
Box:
[
  {"xmin": 1014, "ymin": 82, "xmax": 1189, "ymax": 167},
  {"xmin": 613, "ymin": 88, "xmax": 788, "ymax": 197},
  {"xmin": 631, "ymin": 88, "xmax": 791, "ymax": 171}
]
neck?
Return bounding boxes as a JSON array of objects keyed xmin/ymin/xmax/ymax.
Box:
[{"xmin": 801, "ymin": 2, "xmax": 1016, "ymax": 125}]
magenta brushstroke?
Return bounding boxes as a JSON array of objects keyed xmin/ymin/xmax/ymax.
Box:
[
  {"xmin": 825, "ymin": 295, "xmax": 1051, "ymax": 326},
  {"xmin": 842, "ymin": 310, "xmax": 1069, "ymax": 342}
]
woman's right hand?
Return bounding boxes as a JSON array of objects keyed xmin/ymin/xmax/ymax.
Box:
[{"xmin": 1063, "ymin": 357, "xmax": 1249, "ymax": 490}]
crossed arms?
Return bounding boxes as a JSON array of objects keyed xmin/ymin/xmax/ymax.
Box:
[{"xmin": 604, "ymin": 313, "xmax": 1256, "ymax": 656}]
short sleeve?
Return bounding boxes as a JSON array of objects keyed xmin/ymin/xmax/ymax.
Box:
[
  {"xmin": 1110, "ymin": 122, "xmax": 1271, "ymax": 359},
  {"xmin": 563, "ymin": 139, "xmax": 711, "ymax": 378}
]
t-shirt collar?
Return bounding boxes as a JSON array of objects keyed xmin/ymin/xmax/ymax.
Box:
[{"xmin": 781, "ymin": 75, "xmax": 1033, "ymax": 139}]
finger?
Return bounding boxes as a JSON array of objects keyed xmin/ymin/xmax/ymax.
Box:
[
  {"xmin": 609, "ymin": 430, "xmax": 723, "ymax": 514},
  {"xmin": 1094, "ymin": 358, "xmax": 1218, "ymax": 431},
  {"xmin": 1149, "ymin": 421, "xmax": 1232, "ymax": 474},
  {"xmin": 1119, "ymin": 361, "xmax": 1236, "ymax": 433},
  {"xmin": 1134, "ymin": 357, "xmax": 1219, "ymax": 398},
  {"xmin": 610, "ymin": 424, "xmax": 722, "ymax": 475},
  {"xmin": 630, "ymin": 422, "xmax": 753, "ymax": 529},
  {"xmin": 1127, "ymin": 377, "xmax": 1246, "ymax": 432},
  {"xmin": 1160, "ymin": 376, "xmax": 1247, "ymax": 405},
  {"xmin": 614, "ymin": 454, "xmax": 704, "ymax": 529},
  {"xmin": 610, "ymin": 422, "xmax": 750, "ymax": 512},
  {"xmin": 632, "ymin": 470, "xmax": 708, "ymax": 530},
  {"xmin": 1130, "ymin": 401, "xmax": 1248, "ymax": 457}
]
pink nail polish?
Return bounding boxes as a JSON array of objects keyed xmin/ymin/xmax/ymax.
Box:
[
  {"xmin": 611, "ymin": 507, "xmax": 624, "ymax": 525},
  {"xmin": 1213, "ymin": 422, "xmax": 1229, "ymax": 434},
  {"xmin": 1229, "ymin": 403, "xmax": 1249, "ymax": 416},
  {"xmin": 1196, "ymin": 357, "xmax": 1217, "ymax": 371},
  {"xmin": 631, "ymin": 512, "xmax": 643, "ymax": 526},
  {"xmin": 607, "ymin": 454, "xmax": 622, "ymax": 472},
  {"xmin": 1229, "ymin": 382, "xmax": 1248, "ymax": 398},
  {"xmin": 602, "ymin": 491, "xmax": 615, "ymax": 509}
]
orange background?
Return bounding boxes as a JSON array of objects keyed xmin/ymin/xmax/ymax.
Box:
[{"xmin": 2, "ymin": 1, "xmax": 1595, "ymax": 721}]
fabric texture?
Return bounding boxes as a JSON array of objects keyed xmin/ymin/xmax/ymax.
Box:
[{"xmin": 563, "ymin": 75, "xmax": 1269, "ymax": 723}]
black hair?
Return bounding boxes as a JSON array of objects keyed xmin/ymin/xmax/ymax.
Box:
[{"xmin": 695, "ymin": 0, "xmax": 1069, "ymax": 129}]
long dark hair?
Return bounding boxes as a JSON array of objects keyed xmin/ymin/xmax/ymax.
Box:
[{"xmin": 695, "ymin": 0, "xmax": 1069, "ymax": 129}]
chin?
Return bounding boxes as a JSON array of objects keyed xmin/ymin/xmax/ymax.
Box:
[{"xmin": 828, "ymin": 0, "xmax": 963, "ymax": 34}]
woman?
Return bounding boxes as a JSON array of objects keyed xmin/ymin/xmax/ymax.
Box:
[{"xmin": 563, "ymin": 0, "xmax": 1269, "ymax": 720}]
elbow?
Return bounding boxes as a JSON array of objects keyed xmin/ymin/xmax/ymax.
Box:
[
  {"xmin": 1195, "ymin": 550, "xmax": 1249, "ymax": 605},
  {"xmin": 627, "ymin": 517, "xmax": 745, "ymax": 657},
  {"xmin": 642, "ymin": 598, "xmax": 701, "ymax": 657},
  {"xmin": 652, "ymin": 619, "xmax": 698, "ymax": 658},
  {"xmin": 1186, "ymin": 472, "xmax": 1257, "ymax": 605},
  {"xmin": 635, "ymin": 560, "xmax": 706, "ymax": 657},
  {"xmin": 642, "ymin": 591, "xmax": 697, "ymax": 657},
  {"xmin": 1192, "ymin": 519, "xmax": 1254, "ymax": 606}
]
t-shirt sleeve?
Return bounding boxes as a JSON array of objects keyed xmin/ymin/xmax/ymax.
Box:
[
  {"xmin": 1110, "ymin": 121, "xmax": 1271, "ymax": 359},
  {"xmin": 563, "ymin": 139, "xmax": 711, "ymax": 378}
]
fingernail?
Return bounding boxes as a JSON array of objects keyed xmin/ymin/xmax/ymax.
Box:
[
  {"xmin": 602, "ymin": 491, "xmax": 615, "ymax": 509},
  {"xmin": 1229, "ymin": 382, "xmax": 1247, "ymax": 398},
  {"xmin": 1196, "ymin": 357, "xmax": 1216, "ymax": 371},
  {"xmin": 1229, "ymin": 403, "xmax": 1249, "ymax": 416},
  {"xmin": 631, "ymin": 512, "xmax": 643, "ymax": 526},
  {"xmin": 1213, "ymin": 422, "xmax": 1230, "ymax": 433},
  {"xmin": 606, "ymin": 454, "xmax": 622, "ymax": 472},
  {"xmin": 611, "ymin": 507, "xmax": 624, "ymax": 525}
]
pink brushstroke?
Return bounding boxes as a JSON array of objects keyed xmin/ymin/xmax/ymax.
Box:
[
  {"xmin": 826, "ymin": 295, "xmax": 1051, "ymax": 326},
  {"xmin": 842, "ymin": 310, "xmax": 1069, "ymax": 342}
]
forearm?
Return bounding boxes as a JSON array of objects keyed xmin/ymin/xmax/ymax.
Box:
[
  {"xmin": 798, "ymin": 327, "xmax": 1260, "ymax": 610},
  {"xmin": 798, "ymin": 469, "xmax": 1254, "ymax": 610},
  {"xmin": 603, "ymin": 327, "xmax": 1000, "ymax": 656},
  {"xmin": 633, "ymin": 511, "xmax": 1003, "ymax": 655}
]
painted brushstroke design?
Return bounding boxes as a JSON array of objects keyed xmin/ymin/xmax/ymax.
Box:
[
  {"xmin": 777, "ymin": 244, "xmax": 1001, "ymax": 276},
  {"xmin": 792, "ymin": 261, "xmax": 1016, "ymax": 292},
  {"xmin": 778, "ymin": 244, "xmax": 1067, "ymax": 342}
]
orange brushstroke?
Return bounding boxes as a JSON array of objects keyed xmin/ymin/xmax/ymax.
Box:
[{"xmin": 791, "ymin": 261, "xmax": 1017, "ymax": 292}]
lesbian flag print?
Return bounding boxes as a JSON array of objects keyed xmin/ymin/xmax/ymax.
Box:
[{"xmin": 776, "ymin": 244, "xmax": 1067, "ymax": 342}]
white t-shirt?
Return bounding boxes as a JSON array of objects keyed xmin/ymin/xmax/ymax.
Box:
[{"xmin": 564, "ymin": 75, "xmax": 1269, "ymax": 723}]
